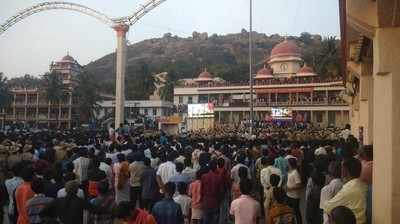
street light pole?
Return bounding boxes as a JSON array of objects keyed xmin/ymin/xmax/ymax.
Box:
[{"xmin": 249, "ymin": 0, "xmax": 254, "ymax": 136}]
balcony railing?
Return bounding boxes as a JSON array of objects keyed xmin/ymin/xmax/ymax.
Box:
[
  {"xmin": 176, "ymin": 76, "xmax": 343, "ymax": 88},
  {"xmin": 214, "ymin": 99, "xmax": 347, "ymax": 107}
]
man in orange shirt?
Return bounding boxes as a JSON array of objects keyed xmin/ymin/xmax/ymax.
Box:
[{"xmin": 15, "ymin": 167, "xmax": 35, "ymax": 224}]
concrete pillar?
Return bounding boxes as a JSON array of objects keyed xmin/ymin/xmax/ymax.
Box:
[
  {"xmin": 372, "ymin": 27, "xmax": 400, "ymax": 224},
  {"xmin": 113, "ymin": 24, "xmax": 129, "ymax": 129}
]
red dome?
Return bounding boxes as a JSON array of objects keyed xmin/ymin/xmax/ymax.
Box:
[
  {"xmin": 257, "ymin": 65, "xmax": 272, "ymax": 75},
  {"xmin": 297, "ymin": 64, "xmax": 315, "ymax": 75},
  {"xmin": 198, "ymin": 68, "xmax": 213, "ymax": 80},
  {"xmin": 270, "ymin": 40, "xmax": 301, "ymax": 58},
  {"xmin": 255, "ymin": 65, "xmax": 273, "ymax": 79}
]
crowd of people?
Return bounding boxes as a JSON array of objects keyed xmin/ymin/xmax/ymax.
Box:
[{"xmin": 0, "ymin": 123, "xmax": 372, "ymax": 224}]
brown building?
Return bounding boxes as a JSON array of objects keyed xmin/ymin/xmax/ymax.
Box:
[{"xmin": 1, "ymin": 54, "xmax": 81, "ymax": 129}]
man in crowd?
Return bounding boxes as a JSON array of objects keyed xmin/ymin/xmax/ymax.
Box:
[{"xmin": 322, "ymin": 157, "xmax": 368, "ymax": 224}]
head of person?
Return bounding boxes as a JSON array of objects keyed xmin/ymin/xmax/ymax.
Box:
[
  {"xmin": 238, "ymin": 166, "xmax": 248, "ymax": 180},
  {"xmin": 114, "ymin": 201, "xmax": 136, "ymax": 221},
  {"xmin": 288, "ymin": 158, "xmax": 298, "ymax": 171},
  {"xmin": 270, "ymin": 174, "xmax": 280, "ymax": 187},
  {"xmin": 175, "ymin": 162, "xmax": 184, "ymax": 173},
  {"xmin": 273, "ymin": 187, "xmax": 286, "ymax": 204},
  {"xmin": 236, "ymin": 152, "xmax": 246, "ymax": 164},
  {"xmin": 97, "ymin": 181, "xmax": 109, "ymax": 196},
  {"xmin": 177, "ymin": 182, "xmax": 188, "ymax": 195},
  {"xmin": 217, "ymin": 157, "xmax": 225, "ymax": 169},
  {"xmin": 164, "ymin": 182, "xmax": 176, "ymax": 198},
  {"xmin": 239, "ymin": 178, "xmax": 252, "ymax": 195},
  {"xmin": 167, "ymin": 152, "xmax": 175, "ymax": 162},
  {"xmin": 117, "ymin": 153, "xmax": 125, "ymax": 163},
  {"xmin": 65, "ymin": 180, "xmax": 79, "ymax": 197},
  {"xmin": 329, "ymin": 206, "xmax": 356, "ymax": 224},
  {"xmin": 21, "ymin": 166, "xmax": 34, "ymax": 182},
  {"xmin": 11, "ymin": 162, "xmax": 24, "ymax": 177},
  {"xmin": 31, "ymin": 177, "xmax": 45, "ymax": 194},
  {"xmin": 208, "ymin": 159, "xmax": 217, "ymax": 172},
  {"xmin": 311, "ymin": 171, "xmax": 326, "ymax": 188},
  {"xmin": 143, "ymin": 157, "xmax": 151, "ymax": 167},
  {"xmin": 345, "ymin": 124, "xmax": 351, "ymax": 130},
  {"xmin": 342, "ymin": 157, "xmax": 362, "ymax": 180},
  {"xmin": 359, "ymin": 145, "xmax": 373, "ymax": 162}
]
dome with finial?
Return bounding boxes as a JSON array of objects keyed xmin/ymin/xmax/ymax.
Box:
[
  {"xmin": 296, "ymin": 63, "xmax": 317, "ymax": 76},
  {"xmin": 61, "ymin": 52, "xmax": 75, "ymax": 62},
  {"xmin": 270, "ymin": 39, "xmax": 301, "ymax": 59},
  {"xmin": 255, "ymin": 65, "xmax": 273, "ymax": 79},
  {"xmin": 197, "ymin": 68, "xmax": 213, "ymax": 81}
]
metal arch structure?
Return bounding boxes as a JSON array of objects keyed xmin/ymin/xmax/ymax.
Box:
[
  {"xmin": 113, "ymin": 0, "xmax": 167, "ymax": 26},
  {"xmin": 0, "ymin": 1, "xmax": 116, "ymax": 35}
]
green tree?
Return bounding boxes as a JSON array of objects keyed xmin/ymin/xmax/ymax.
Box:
[
  {"xmin": 126, "ymin": 62, "xmax": 155, "ymax": 100},
  {"xmin": 43, "ymin": 71, "xmax": 64, "ymax": 104},
  {"xmin": 0, "ymin": 72, "xmax": 13, "ymax": 112},
  {"xmin": 74, "ymin": 71, "xmax": 103, "ymax": 123},
  {"xmin": 43, "ymin": 71, "xmax": 63, "ymax": 128}
]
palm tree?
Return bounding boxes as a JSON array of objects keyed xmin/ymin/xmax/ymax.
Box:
[
  {"xmin": 0, "ymin": 72, "xmax": 13, "ymax": 128},
  {"xmin": 0, "ymin": 72, "xmax": 12, "ymax": 108},
  {"xmin": 74, "ymin": 71, "xmax": 103, "ymax": 124},
  {"xmin": 43, "ymin": 71, "xmax": 64, "ymax": 128}
]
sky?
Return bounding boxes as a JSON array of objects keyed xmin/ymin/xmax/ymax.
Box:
[{"xmin": 0, "ymin": 0, "xmax": 340, "ymax": 78}]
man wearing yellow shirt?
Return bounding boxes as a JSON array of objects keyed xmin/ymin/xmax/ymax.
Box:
[{"xmin": 322, "ymin": 158, "xmax": 368, "ymax": 224}]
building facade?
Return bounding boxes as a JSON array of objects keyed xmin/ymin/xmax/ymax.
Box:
[
  {"xmin": 1, "ymin": 54, "xmax": 81, "ymax": 129},
  {"xmin": 174, "ymin": 40, "xmax": 349, "ymax": 129},
  {"xmin": 344, "ymin": 0, "xmax": 400, "ymax": 223},
  {"xmin": 97, "ymin": 100, "xmax": 174, "ymax": 126}
]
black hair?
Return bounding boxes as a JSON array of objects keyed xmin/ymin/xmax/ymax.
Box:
[
  {"xmin": 362, "ymin": 145, "xmax": 373, "ymax": 161},
  {"xmin": 331, "ymin": 206, "xmax": 356, "ymax": 224},
  {"xmin": 270, "ymin": 174, "xmax": 280, "ymax": 187},
  {"xmin": 208, "ymin": 159, "xmax": 217, "ymax": 171},
  {"xmin": 117, "ymin": 153, "xmax": 125, "ymax": 163},
  {"xmin": 238, "ymin": 166, "xmax": 248, "ymax": 180},
  {"xmin": 114, "ymin": 201, "xmax": 134, "ymax": 219},
  {"xmin": 11, "ymin": 162, "xmax": 24, "ymax": 177},
  {"xmin": 31, "ymin": 177, "xmax": 45, "ymax": 194},
  {"xmin": 164, "ymin": 182, "xmax": 176, "ymax": 197},
  {"xmin": 217, "ymin": 157, "xmax": 225, "ymax": 168},
  {"xmin": 21, "ymin": 166, "xmax": 34, "ymax": 182},
  {"xmin": 273, "ymin": 187, "xmax": 286, "ymax": 204},
  {"xmin": 343, "ymin": 158, "xmax": 362, "ymax": 178},
  {"xmin": 311, "ymin": 171, "xmax": 326, "ymax": 188},
  {"xmin": 177, "ymin": 182, "xmax": 188, "ymax": 195},
  {"xmin": 236, "ymin": 153, "xmax": 246, "ymax": 164},
  {"xmin": 143, "ymin": 157, "xmax": 151, "ymax": 167},
  {"xmin": 175, "ymin": 162, "xmax": 184, "ymax": 173},
  {"xmin": 184, "ymin": 157, "xmax": 192, "ymax": 168},
  {"xmin": 97, "ymin": 181, "xmax": 109, "ymax": 195},
  {"xmin": 195, "ymin": 170, "xmax": 202, "ymax": 180},
  {"xmin": 239, "ymin": 178, "xmax": 252, "ymax": 195},
  {"xmin": 288, "ymin": 158, "xmax": 298, "ymax": 170}
]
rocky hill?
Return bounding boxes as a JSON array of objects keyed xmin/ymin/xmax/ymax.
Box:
[{"xmin": 84, "ymin": 30, "xmax": 340, "ymax": 99}]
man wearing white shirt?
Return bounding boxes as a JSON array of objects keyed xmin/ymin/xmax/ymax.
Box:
[
  {"xmin": 260, "ymin": 157, "xmax": 282, "ymax": 190},
  {"xmin": 156, "ymin": 153, "xmax": 177, "ymax": 192}
]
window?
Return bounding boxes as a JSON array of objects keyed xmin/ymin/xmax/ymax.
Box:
[
  {"xmin": 179, "ymin": 96, "xmax": 183, "ymax": 104},
  {"xmin": 188, "ymin": 96, "xmax": 193, "ymax": 104},
  {"xmin": 144, "ymin": 108, "xmax": 148, "ymax": 115}
]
